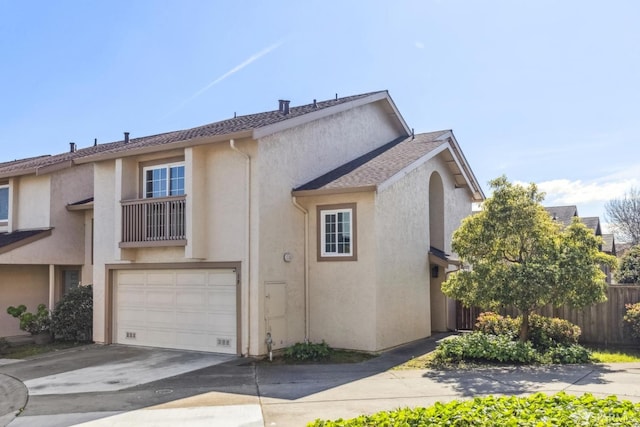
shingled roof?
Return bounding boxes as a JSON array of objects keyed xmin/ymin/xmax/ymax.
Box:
[
  {"xmin": 0, "ymin": 228, "xmax": 52, "ymax": 255},
  {"xmin": 580, "ymin": 216, "xmax": 602, "ymax": 236},
  {"xmin": 293, "ymin": 130, "xmax": 484, "ymax": 201},
  {"xmin": 0, "ymin": 141, "xmax": 121, "ymax": 179},
  {"xmin": 75, "ymin": 91, "xmax": 398, "ymax": 163},
  {"xmin": 602, "ymin": 233, "xmax": 616, "ymax": 255},
  {"xmin": 546, "ymin": 205, "xmax": 579, "ymax": 227},
  {"xmin": 1, "ymin": 91, "xmax": 400, "ymax": 178}
]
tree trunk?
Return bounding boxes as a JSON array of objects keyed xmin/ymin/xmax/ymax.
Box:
[{"xmin": 519, "ymin": 311, "xmax": 530, "ymax": 342}]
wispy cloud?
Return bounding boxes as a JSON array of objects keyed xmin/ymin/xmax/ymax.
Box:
[
  {"xmin": 164, "ymin": 40, "xmax": 284, "ymax": 118},
  {"xmin": 536, "ymin": 179, "xmax": 637, "ymax": 205},
  {"xmin": 538, "ymin": 179, "xmax": 637, "ymax": 205}
]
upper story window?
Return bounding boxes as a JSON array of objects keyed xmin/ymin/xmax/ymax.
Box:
[
  {"xmin": 143, "ymin": 163, "xmax": 185, "ymax": 198},
  {"xmin": 0, "ymin": 184, "xmax": 8, "ymax": 223},
  {"xmin": 317, "ymin": 203, "xmax": 357, "ymax": 261}
]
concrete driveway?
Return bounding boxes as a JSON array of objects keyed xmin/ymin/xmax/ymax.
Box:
[
  {"xmin": 2, "ymin": 337, "xmax": 640, "ymax": 427},
  {"xmin": 0, "ymin": 345, "xmax": 253, "ymax": 427}
]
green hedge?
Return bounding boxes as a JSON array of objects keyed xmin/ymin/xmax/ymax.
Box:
[
  {"xmin": 432, "ymin": 332, "xmax": 591, "ymax": 365},
  {"xmin": 433, "ymin": 332, "xmax": 538, "ymax": 364}
]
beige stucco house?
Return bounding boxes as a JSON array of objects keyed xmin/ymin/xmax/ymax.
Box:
[
  {"xmin": 2, "ymin": 91, "xmax": 484, "ymax": 355},
  {"xmin": 0, "ymin": 147, "xmax": 105, "ymax": 337}
]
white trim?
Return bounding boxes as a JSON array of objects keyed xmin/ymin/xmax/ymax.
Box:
[
  {"xmin": 142, "ymin": 162, "xmax": 185, "ymax": 198},
  {"xmin": 320, "ymin": 208, "xmax": 353, "ymax": 257}
]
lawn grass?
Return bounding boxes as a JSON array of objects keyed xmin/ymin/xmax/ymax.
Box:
[
  {"xmin": 1, "ymin": 341, "xmax": 89, "ymax": 359},
  {"xmin": 590, "ymin": 348, "xmax": 640, "ymax": 363}
]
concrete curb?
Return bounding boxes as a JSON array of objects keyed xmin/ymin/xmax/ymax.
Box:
[{"xmin": 0, "ymin": 373, "xmax": 27, "ymax": 426}]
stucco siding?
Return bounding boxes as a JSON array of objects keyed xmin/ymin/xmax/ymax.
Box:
[
  {"xmin": 0, "ymin": 165, "xmax": 92, "ymax": 266},
  {"xmin": 14, "ymin": 174, "xmax": 50, "ymax": 230},
  {"xmin": 299, "ymin": 192, "xmax": 377, "ymax": 351},
  {"xmin": 374, "ymin": 151, "xmax": 475, "ymax": 348},
  {"xmin": 0, "ymin": 265, "xmax": 49, "ymax": 337},
  {"xmin": 92, "ymin": 161, "xmax": 117, "ymax": 343},
  {"xmin": 255, "ymin": 102, "xmax": 402, "ymax": 352},
  {"xmin": 375, "ymin": 161, "xmax": 432, "ymax": 350}
]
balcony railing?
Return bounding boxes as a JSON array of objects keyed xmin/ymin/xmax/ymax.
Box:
[{"xmin": 120, "ymin": 196, "xmax": 186, "ymax": 247}]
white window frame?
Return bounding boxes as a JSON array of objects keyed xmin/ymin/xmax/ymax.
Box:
[
  {"xmin": 143, "ymin": 162, "xmax": 185, "ymax": 198},
  {"xmin": 318, "ymin": 203, "xmax": 357, "ymax": 261},
  {"xmin": 0, "ymin": 184, "xmax": 8, "ymax": 224}
]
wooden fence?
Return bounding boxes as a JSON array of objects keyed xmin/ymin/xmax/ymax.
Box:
[{"xmin": 456, "ymin": 285, "xmax": 640, "ymax": 347}]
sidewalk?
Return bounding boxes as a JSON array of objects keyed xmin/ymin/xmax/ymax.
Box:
[{"xmin": 1, "ymin": 335, "xmax": 640, "ymax": 427}]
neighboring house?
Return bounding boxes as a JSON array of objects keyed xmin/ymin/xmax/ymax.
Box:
[
  {"xmin": 2, "ymin": 91, "xmax": 484, "ymax": 355},
  {"xmin": 545, "ymin": 205, "xmax": 615, "ymax": 284},
  {"xmin": 0, "ymin": 144, "xmax": 115, "ymax": 337}
]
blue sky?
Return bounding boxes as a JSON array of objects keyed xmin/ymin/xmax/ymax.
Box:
[{"xmin": 1, "ymin": 1, "xmax": 638, "ymax": 227}]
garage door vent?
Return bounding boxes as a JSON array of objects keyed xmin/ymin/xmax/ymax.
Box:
[
  {"xmin": 217, "ymin": 338, "xmax": 231, "ymax": 347},
  {"xmin": 126, "ymin": 332, "xmax": 136, "ymax": 339}
]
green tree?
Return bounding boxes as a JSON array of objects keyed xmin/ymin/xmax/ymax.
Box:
[
  {"xmin": 442, "ymin": 176, "xmax": 616, "ymax": 342},
  {"xmin": 616, "ymin": 245, "xmax": 640, "ymax": 284}
]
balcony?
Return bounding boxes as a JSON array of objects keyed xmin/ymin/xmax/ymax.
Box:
[{"xmin": 120, "ymin": 196, "xmax": 187, "ymax": 248}]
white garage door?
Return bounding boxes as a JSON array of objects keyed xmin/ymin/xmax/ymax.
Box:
[{"xmin": 115, "ymin": 269, "xmax": 237, "ymax": 354}]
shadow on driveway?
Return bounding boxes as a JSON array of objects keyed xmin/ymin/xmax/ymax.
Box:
[{"xmin": 422, "ymin": 363, "xmax": 613, "ymax": 397}]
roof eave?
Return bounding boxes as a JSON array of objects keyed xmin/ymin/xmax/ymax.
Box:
[
  {"xmin": 444, "ymin": 133, "xmax": 485, "ymax": 201},
  {"xmin": 292, "ymin": 185, "xmax": 377, "ymax": 197},
  {"xmin": 376, "ymin": 138, "xmax": 484, "ymax": 202},
  {"xmin": 74, "ymin": 130, "xmax": 254, "ymax": 164},
  {"xmin": 66, "ymin": 201, "xmax": 94, "ymax": 211}
]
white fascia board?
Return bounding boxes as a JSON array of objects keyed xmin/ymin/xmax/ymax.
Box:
[
  {"xmin": 446, "ymin": 133, "xmax": 485, "ymax": 200},
  {"xmin": 253, "ymin": 92, "xmax": 410, "ymax": 139}
]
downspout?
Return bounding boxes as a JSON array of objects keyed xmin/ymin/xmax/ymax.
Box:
[
  {"xmin": 291, "ymin": 196, "xmax": 310, "ymax": 341},
  {"xmin": 230, "ymin": 139, "xmax": 252, "ymax": 356}
]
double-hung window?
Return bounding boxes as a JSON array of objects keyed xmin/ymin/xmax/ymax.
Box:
[
  {"xmin": 141, "ymin": 162, "xmax": 185, "ymax": 241},
  {"xmin": 317, "ymin": 203, "xmax": 357, "ymax": 261},
  {"xmin": 144, "ymin": 163, "xmax": 185, "ymax": 198},
  {"xmin": 0, "ymin": 184, "xmax": 8, "ymax": 225}
]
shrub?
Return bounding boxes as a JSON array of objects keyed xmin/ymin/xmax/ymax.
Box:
[
  {"xmin": 542, "ymin": 344, "xmax": 592, "ymax": 364},
  {"xmin": 527, "ymin": 314, "xmax": 581, "ymax": 350},
  {"xmin": 284, "ymin": 341, "xmax": 332, "ymax": 361},
  {"xmin": 308, "ymin": 392, "xmax": 640, "ymax": 426},
  {"xmin": 616, "ymin": 245, "xmax": 640, "ymax": 283},
  {"xmin": 475, "ymin": 312, "xmax": 519, "ymax": 338},
  {"xmin": 623, "ymin": 302, "xmax": 640, "ymax": 341},
  {"xmin": 51, "ymin": 285, "xmax": 93, "ymax": 342},
  {"xmin": 6, "ymin": 303, "xmax": 51, "ymax": 335},
  {"xmin": 433, "ymin": 332, "xmax": 538, "ymax": 364},
  {"xmin": 475, "ymin": 312, "xmax": 581, "ymax": 351}
]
